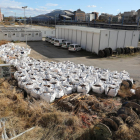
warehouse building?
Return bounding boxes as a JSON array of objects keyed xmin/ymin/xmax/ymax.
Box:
[{"xmin": 56, "ymin": 25, "xmax": 139, "ymax": 54}]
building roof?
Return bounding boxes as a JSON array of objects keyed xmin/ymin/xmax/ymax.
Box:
[
  {"xmin": 60, "ymin": 15, "xmax": 71, "ymax": 19},
  {"xmin": 75, "ymin": 9, "xmax": 85, "ymax": 14},
  {"xmin": 64, "ymin": 10, "xmax": 74, "ymax": 16}
]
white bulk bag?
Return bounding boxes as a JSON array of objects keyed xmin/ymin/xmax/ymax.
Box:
[
  {"xmin": 42, "ymin": 84, "xmax": 54, "ymax": 93},
  {"xmin": 17, "ymin": 75, "xmax": 27, "ymax": 82},
  {"xmin": 30, "ymin": 87, "xmax": 43, "ymax": 99},
  {"xmin": 77, "ymin": 83, "xmax": 90, "ymax": 94},
  {"xmin": 40, "ymin": 92, "xmax": 56, "ymax": 103},
  {"xmin": 24, "ymin": 82, "xmax": 36, "ymax": 95},
  {"xmin": 50, "ymin": 81, "xmax": 60, "ymax": 88},
  {"xmin": 14, "ymin": 71, "xmax": 23, "ymax": 79},
  {"xmin": 62, "ymin": 85, "xmax": 73, "ymax": 95},
  {"xmin": 105, "ymin": 86, "xmax": 119, "ymax": 97},
  {"xmin": 91, "ymin": 82, "xmax": 105, "ymax": 94},
  {"xmin": 55, "ymin": 87, "xmax": 64, "ymax": 98}
]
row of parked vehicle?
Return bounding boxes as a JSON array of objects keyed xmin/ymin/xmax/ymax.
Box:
[{"xmin": 45, "ymin": 36, "xmax": 82, "ymax": 52}]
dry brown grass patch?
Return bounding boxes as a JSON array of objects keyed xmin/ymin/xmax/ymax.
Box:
[{"xmin": 0, "ymin": 40, "xmax": 10, "ymax": 46}]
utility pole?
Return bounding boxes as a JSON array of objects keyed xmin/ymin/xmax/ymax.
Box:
[
  {"xmin": 22, "ymin": 6, "xmax": 27, "ymax": 48},
  {"xmin": 22, "ymin": 6, "xmax": 27, "ymax": 27},
  {"xmin": 15, "ymin": 13, "xmax": 16, "ymax": 23}
]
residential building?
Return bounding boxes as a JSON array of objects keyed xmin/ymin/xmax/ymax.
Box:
[
  {"xmin": 99, "ymin": 13, "xmax": 113, "ymax": 22},
  {"xmin": 136, "ymin": 9, "xmax": 140, "ymax": 23},
  {"xmin": 74, "ymin": 9, "xmax": 85, "ymax": 21},
  {"xmin": 112, "ymin": 14, "xmax": 122, "ymax": 23},
  {"xmin": 92, "ymin": 12, "xmax": 99, "ymax": 20},
  {"xmin": 123, "ymin": 10, "xmax": 137, "ymax": 23},
  {"xmin": 85, "ymin": 13, "xmax": 95, "ymax": 21},
  {"xmin": 0, "ymin": 8, "xmax": 3, "ymax": 22}
]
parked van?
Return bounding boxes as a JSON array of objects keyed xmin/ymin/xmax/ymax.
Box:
[
  {"xmin": 54, "ymin": 39, "xmax": 67, "ymax": 46},
  {"xmin": 68, "ymin": 44, "xmax": 82, "ymax": 52},
  {"xmin": 61, "ymin": 42, "xmax": 71, "ymax": 49},
  {"xmin": 50, "ymin": 38, "xmax": 57, "ymax": 44},
  {"xmin": 45, "ymin": 36, "xmax": 51, "ymax": 42}
]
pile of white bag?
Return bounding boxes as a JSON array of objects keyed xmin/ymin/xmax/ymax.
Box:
[{"xmin": 0, "ymin": 43, "xmax": 133, "ymax": 102}]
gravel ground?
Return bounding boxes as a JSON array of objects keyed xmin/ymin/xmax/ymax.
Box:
[{"xmin": 15, "ymin": 40, "xmax": 140, "ymax": 87}]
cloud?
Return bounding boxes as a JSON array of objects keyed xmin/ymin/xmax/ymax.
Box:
[
  {"xmin": 117, "ymin": 9, "xmax": 120, "ymax": 11},
  {"xmin": 87, "ymin": 5, "xmax": 96, "ymax": 8},
  {"xmin": 46, "ymin": 3, "xmax": 58, "ymax": 7},
  {"xmin": 0, "ymin": 0, "xmax": 53, "ymax": 17}
]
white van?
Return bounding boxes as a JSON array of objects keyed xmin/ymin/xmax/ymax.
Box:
[
  {"xmin": 50, "ymin": 38, "xmax": 57, "ymax": 44},
  {"xmin": 54, "ymin": 39, "xmax": 67, "ymax": 46},
  {"xmin": 61, "ymin": 42, "xmax": 71, "ymax": 49},
  {"xmin": 45, "ymin": 36, "xmax": 51, "ymax": 42},
  {"xmin": 68, "ymin": 44, "xmax": 82, "ymax": 52}
]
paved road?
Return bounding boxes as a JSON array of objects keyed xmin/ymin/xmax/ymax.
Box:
[{"xmin": 16, "ymin": 41, "xmax": 140, "ymax": 86}]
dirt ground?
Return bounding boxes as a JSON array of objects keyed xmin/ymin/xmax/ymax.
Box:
[{"xmin": 15, "ymin": 40, "xmax": 140, "ymax": 87}]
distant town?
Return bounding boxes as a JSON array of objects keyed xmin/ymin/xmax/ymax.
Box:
[{"xmin": 1, "ymin": 8, "xmax": 140, "ymax": 24}]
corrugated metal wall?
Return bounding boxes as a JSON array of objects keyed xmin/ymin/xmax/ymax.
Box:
[{"xmin": 56, "ymin": 26, "xmax": 139, "ymax": 54}]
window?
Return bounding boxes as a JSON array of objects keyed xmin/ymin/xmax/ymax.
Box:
[
  {"xmin": 13, "ymin": 33, "xmax": 15, "ymax": 36},
  {"xmin": 67, "ymin": 43, "xmax": 70, "ymax": 45},
  {"xmin": 4, "ymin": 34, "xmax": 7, "ymax": 36},
  {"xmin": 62, "ymin": 40, "xmax": 66, "ymax": 42},
  {"xmin": 55, "ymin": 40, "xmax": 59, "ymax": 43},
  {"xmin": 36, "ymin": 33, "xmax": 38, "ymax": 35},
  {"xmin": 16, "ymin": 33, "xmax": 19, "ymax": 37},
  {"xmin": 69, "ymin": 45, "xmax": 74, "ymax": 48},
  {"xmin": 21, "ymin": 33, "xmax": 24, "ymax": 37}
]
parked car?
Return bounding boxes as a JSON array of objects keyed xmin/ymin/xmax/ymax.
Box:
[
  {"xmin": 68, "ymin": 44, "xmax": 82, "ymax": 52},
  {"xmin": 50, "ymin": 38, "xmax": 57, "ymax": 44},
  {"xmin": 61, "ymin": 42, "xmax": 71, "ymax": 49},
  {"xmin": 45, "ymin": 36, "xmax": 51, "ymax": 42},
  {"xmin": 47, "ymin": 36, "xmax": 55, "ymax": 43},
  {"xmin": 54, "ymin": 39, "xmax": 67, "ymax": 46}
]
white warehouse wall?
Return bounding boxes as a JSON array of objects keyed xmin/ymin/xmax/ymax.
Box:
[{"xmin": 56, "ymin": 26, "xmax": 139, "ymax": 54}]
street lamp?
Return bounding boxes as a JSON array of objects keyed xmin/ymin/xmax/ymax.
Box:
[
  {"xmin": 22, "ymin": 6, "xmax": 27, "ymax": 49},
  {"xmin": 22, "ymin": 6, "xmax": 27, "ymax": 27}
]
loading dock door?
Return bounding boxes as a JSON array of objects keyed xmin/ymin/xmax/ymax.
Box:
[
  {"xmin": 72, "ymin": 30, "xmax": 77, "ymax": 44},
  {"xmin": 86, "ymin": 32, "xmax": 93, "ymax": 52},
  {"xmin": 62, "ymin": 28, "xmax": 65, "ymax": 39},
  {"xmin": 65, "ymin": 29, "xmax": 69, "ymax": 40},
  {"xmin": 77, "ymin": 31, "xmax": 82, "ymax": 45},
  {"xmin": 117, "ymin": 30, "xmax": 126, "ymax": 48},
  {"xmin": 92, "ymin": 33, "xmax": 100, "ymax": 54},
  {"xmin": 68, "ymin": 30, "xmax": 72, "ymax": 42},
  {"xmin": 58, "ymin": 28, "xmax": 62, "ymax": 38},
  {"xmin": 124, "ymin": 31, "xmax": 133, "ymax": 47},
  {"xmin": 81, "ymin": 31, "xmax": 87, "ymax": 49},
  {"xmin": 131, "ymin": 31, "xmax": 139, "ymax": 47},
  {"xmin": 109, "ymin": 31, "xmax": 118, "ymax": 50},
  {"xmin": 100, "ymin": 30, "xmax": 109, "ymax": 50},
  {"xmin": 56, "ymin": 28, "xmax": 59, "ymax": 38}
]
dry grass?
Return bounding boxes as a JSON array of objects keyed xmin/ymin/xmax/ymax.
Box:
[
  {"xmin": 0, "ymin": 40, "xmax": 10, "ymax": 46},
  {"xmin": 115, "ymin": 120, "xmax": 140, "ymax": 140},
  {"xmin": 0, "ymin": 79, "xmax": 89, "ymax": 140}
]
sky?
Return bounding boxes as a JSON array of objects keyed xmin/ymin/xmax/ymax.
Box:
[{"xmin": 0, "ymin": 0, "xmax": 140, "ymax": 17}]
